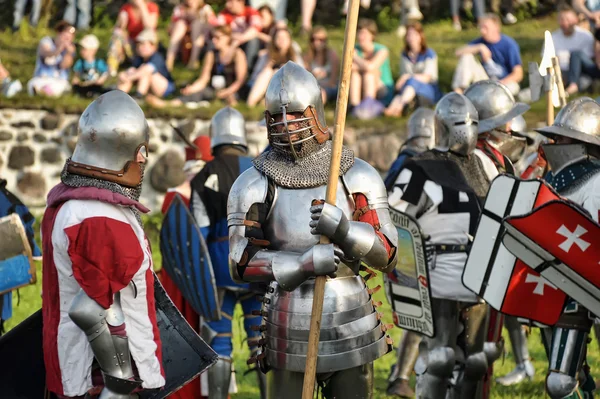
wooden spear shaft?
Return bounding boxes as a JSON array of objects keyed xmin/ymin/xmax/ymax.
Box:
[
  {"xmin": 546, "ymin": 66, "xmax": 555, "ymax": 126},
  {"xmin": 301, "ymin": 0, "xmax": 361, "ymax": 397}
]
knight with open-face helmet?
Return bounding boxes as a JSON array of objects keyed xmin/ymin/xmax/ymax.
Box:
[
  {"xmin": 388, "ymin": 92, "xmax": 501, "ymax": 399},
  {"xmin": 28, "ymin": 90, "xmax": 215, "ymax": 398},
  {"xmin": 227, "ymin": 61, "xmax": 398, "ymax": 398},
  {"xmin": 531, "ymin": 97, "xmax": 600, "ymax": 399},
  {"xmin": 383, "ymin": 106, "xmax": 435, "ymax": 398}
]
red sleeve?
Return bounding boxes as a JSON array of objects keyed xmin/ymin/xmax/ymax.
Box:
[
  {"xmin": 246, "ymin": 7, "xmax": 263, "ymax": 30},
  {"xmin": 147, "ymin": 2, "xmax": 159, "ymax": 15},
  {"xmin": 353, "ymin": 193, "xmax": 395, "ymax": 260},
  {"xmin": 66, "ymin": 217, "xmax": 144, "ymax": 309}
]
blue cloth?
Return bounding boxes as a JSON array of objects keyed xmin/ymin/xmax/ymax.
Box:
[
  {"xmin": 384, "ymin": 149, "xmax": 418, "ymax": 192},
  {"xmin": 132, "ymin": 51, "xmax": 174, "ymax": 84},
  {"xmin": 73, "ymin": 58, "xmax": 108, "ymax": 83},
  {"xmin": 545, "ymin": 160, "xmax": 600, "ymax": 192},
  {"xmin": 402, "ymin": 77, "xmax": 442, "ymax": 103},
  {"xmin": 206, "ymin": 290, "xmax": 262, "ymax": 357},
  {"xmin": 0, "ymin": 180, "xmax": 41, "ymax": 324},
  {"xmin": 469, "ymin": 34, "xmax": 522, "ymax": 80}
]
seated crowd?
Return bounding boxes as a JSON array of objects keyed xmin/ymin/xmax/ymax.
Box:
[{"xmin": 3, "ymin": 0, "xmax": 600, "ymax": 120}]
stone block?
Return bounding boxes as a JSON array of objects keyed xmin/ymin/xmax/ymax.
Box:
[
  {"xmin": 41, "ymin": 147, "xmax": 62, "ymax": 164},
  {"xmin": 11, "ymin": 121, "xmax": 35, "ymax": 129},
  {"xmin": 41, "ymin": 113, "xmax": 62, "ymax": 130},
  {"xmin": 8, "ymin": 145, "xmax": 35, "ymax": 169},
  {"xmin": 17, "ymin": 172, "xmax": 46, "ymax": 199},
  {"xmin": 33, "ymin": 133, "xmax": 48, "ymax": 143},
  {"xmin": 0, "ymin": 131, "xmax": 13, "ymax": 141},
  {"xmin": 16, "ymin": 133, "xmax": 28, "ymax": 142}
]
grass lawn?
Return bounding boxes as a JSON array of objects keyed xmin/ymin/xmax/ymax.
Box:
[
  {"xmin": 6, "ymin": 215, "xmax": 600, "ymax": 398},
  {"xmin": 0, "ymin": 14, "xmax": 574, "ymax": 130}
]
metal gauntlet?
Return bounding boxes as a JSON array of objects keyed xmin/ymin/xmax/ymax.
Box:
[
  {"xmin": 69, "ymin": 290, "xmax": 142, "ymax": 397},
  {"xmin": 243, "ymin": 244, "xmax": 340, "ymax": 291},
  {"xmin": 312, "ymin": 203, "xmax": 389, "ymax": 268}
]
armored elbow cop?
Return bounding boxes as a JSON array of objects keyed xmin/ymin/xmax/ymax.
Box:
[
  {"xmin": 68, "ymin": 290, "xmax": 142, "ymax": 396},
  {"xmin": 315, "ymin": 203, "xmax": 391, "ymax": 268}
]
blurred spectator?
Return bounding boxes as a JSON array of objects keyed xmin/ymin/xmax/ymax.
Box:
[
  {"xmin": 147, "ymin": 25, "xmax": 247, "ymax": 108},
  {"xmin": 451, "ymin": 0, "xmax": 484, "ymax": 31},
  {"xmin": 501, "ymin": 0, "xmax": 517, "ymax": 25},
  {"xmin": 552, "ymin": 6, "xmax": 594, "ymax": 78},
  {"xmin": 350, "ymin": 19, "xmax": 394, "ymax": 108},
  {"xmin": 257, "ymin": 5, "xmax": 276, "ymax": 49},
  {"xmin": 304, "ymin": 26, "xmax": 340, "ymax": 104},
  {"xmin": 28, "ymin": 21, "xmax": 76, "ymax": 97},
  {"xmin": 108, "ymin": 0, "xmax": 160, "ymax": 76},
  {"xmin": 566, "ymin": 40, "xmax": 600, "ymax": 94},
  {"xmin": 117, "ymin": 29, "xmax": 175, "ymax": 99},
  {"xmin": 213, "ymin": 0, "xmax": 263, "ymax": 73},
  {"xmin": 64, "ymin": 0, "xmax": 92, "ymax": 30},
  {"xmin": 395, "ymin": 0, "xmax": 423, "ymax": 38},
  {"xmin": 0, "ymin": 60, "xmax": 23, "ymax": 98},
  {"xmin": 12, "ymin": 0, "xmax": 41, "ymax": 32},
  {"xmin": 251, "ymin": 0, "xmax": 287, "ymax": 21},
  {"xmin": 166, "ymin": 0, "xmax": 216, "ymax": 71},
  {"xmin": 247, "ymin": 26, "xmax": 302, "ymax": 106},
  {"xmin": 385, "ymin": 22, "xmax": 441, "ymax": 117},
  {"xmin": 301, "ymin": 0, "xmax": 317, "ymax": 34},
  {"xmin": 72, "ymin": 34, "xmax": 108, "ymax": 98},
  {"xmin": 573, "ymin": 0, "xmax": 600, "ymax": 30},
  {"xmin": 452, "ymin": 13, "xmax": 522, "ymax": 95}
]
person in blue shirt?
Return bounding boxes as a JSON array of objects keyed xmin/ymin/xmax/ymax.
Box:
[
  {"xmin": 117, "ymin": 29, "xmax": 176, "ymax": 99},
  {"xmin": 0, "ymin": 179, "xmax": 42, "ymax": 336},
  {"xmin": 72, "ymin": 34, "xmax": 108, "ymax": 98},
  {"xmin": 452, "ymin": 13, "xmax": 523, "ymax": 96}
]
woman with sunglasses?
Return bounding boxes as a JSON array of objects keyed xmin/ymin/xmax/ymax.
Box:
[
  {"xmin": 304, "ymin": 26, "xmax": 340, "ymax": 104},
  {"xmin": 384, "ymin": 22, "xmax": 442, "ymax": 117},
  {"xmin": 147, "ymin": 25, "xmax": 247, "ymax": 108}
]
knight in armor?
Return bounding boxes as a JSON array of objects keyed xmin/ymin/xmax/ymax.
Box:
[
  {"xmin": 0, "ymin": 180, "xmax": 42, "ymax": 335},
  {"xmin": 189, "ymin": 107, "xmax": 266, "ymax": 399},
  {"xmin": 384, "ymin": 107, "xmax": 436, "ymax": 398},
  {"xmin": 464, "ymin": 79, "xmax": 533, "ymax": 390},
  {"xmin": 41, "ymin": 90, "xmax": 165, "ymax": 398},
  {"xmin": 534, "ymin": 97, "xmax": 600, "ymax": 399},
  {"xmin": 227, "ymin": 61, "xmax": 398, "ymax": 399},
  {"xmin": 388, "ymin": 92, "xmax": 496, "ymax": 399}
]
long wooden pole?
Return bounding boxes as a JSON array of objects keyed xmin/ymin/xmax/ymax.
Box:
[
  {"xmin": 301, "ymin": 0, "xmax": 361, "ymax": 397},
  {"xmin": 546, "ymin": 66, "xmax": 555, "ymax": 126}
]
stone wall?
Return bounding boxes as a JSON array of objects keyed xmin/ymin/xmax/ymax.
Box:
[{"xmin": 0, "ymin": 109, "xmax": 406, "ymax": 211}]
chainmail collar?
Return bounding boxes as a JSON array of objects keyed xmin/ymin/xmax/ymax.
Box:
[
  {"xmin": 252, "ymin": 141, "xmax": 355, "ymax": 188},
  {"xmin": 546, "ymin": 160, "xmax": 600, "ymax": 194},
  {"xmin": 60, "ymin": 160, "xmax": 145, "ymax": 227}
]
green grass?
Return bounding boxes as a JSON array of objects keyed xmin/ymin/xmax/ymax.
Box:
[
  {"xmin": 0, "ymin": 14, "xmax": 574, "ymax": 130},
  {"xmin": 6, "ymin": 214, "xmax": 600, "ymax": 398}
]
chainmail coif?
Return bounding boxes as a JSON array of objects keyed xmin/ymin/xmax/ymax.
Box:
[
  {"xmin": 253, "ymin": 141, "xmax": 355, "ymax": 188},
  {"xmin": 60, "ymin": 159, "xmax": 145, "ymax": 227}
]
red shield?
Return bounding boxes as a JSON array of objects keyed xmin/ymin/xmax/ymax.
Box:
[{"xmin": 504, "ymin": 200, "xmax": 600, "ymax": 317}]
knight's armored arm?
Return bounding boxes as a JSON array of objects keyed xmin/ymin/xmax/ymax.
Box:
[
  {"xmin": 227, "ymin": 168, "xmax": 339, "ymax": 291},
  {"xmin": 69, "ymin": 288, "xmax": 141, "ymax": 396}
]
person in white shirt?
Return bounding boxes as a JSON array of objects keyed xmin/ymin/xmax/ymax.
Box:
[{"xmin": 551, "ymin": 6, "xmax": 595, "ymax": 77}]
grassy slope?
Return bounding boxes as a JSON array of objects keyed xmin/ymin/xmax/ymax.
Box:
[
  {"xmin": 1, "ymin": 15, "xmax": 557, "ymax": 129},
  {"xmin": 5, "ymin": 15, "xmax": 599, "ymax": 399}
]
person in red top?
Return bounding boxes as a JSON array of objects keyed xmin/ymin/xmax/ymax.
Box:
[
  {"xmin": 107, "ymin": 0, "xmax": 160, "ymax": 76},
  {"xmin": 213, "ymin": 0, "xmax": 262, "ymax": 72}
]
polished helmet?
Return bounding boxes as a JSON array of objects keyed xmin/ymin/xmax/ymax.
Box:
[
  {"xmin": 264, "ymin": 61, "xmax": 329, "ymax": 160},
  {"xmin": 68, "ymin": 90, "xmax": 149, "ymax": 188},
  {"xmin": 464, "ymin": 80, "xmax": 530, "ymax": 133},
  {"xmin": 209, "ymin": 106, "xmax": 247, "ymax": 151},
  {"xmin": 434, "ymin": 92, "xmax": 479, "ymax": 156},
  {"xmin": 404, "ymin": 107, "xmax": 436, "ymax": 153},
  {"xmin": 536, "ymin": 97, "xmax": 600, "ymax": 173}
]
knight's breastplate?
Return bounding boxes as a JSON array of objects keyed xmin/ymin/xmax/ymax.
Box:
[
  {"xmin": 263, "ymin": 182, "xmax": 353, "ymax": 253},
  {"xmin": 256, "ymin": 181, "xmax": 392, "ymax": 374}
]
